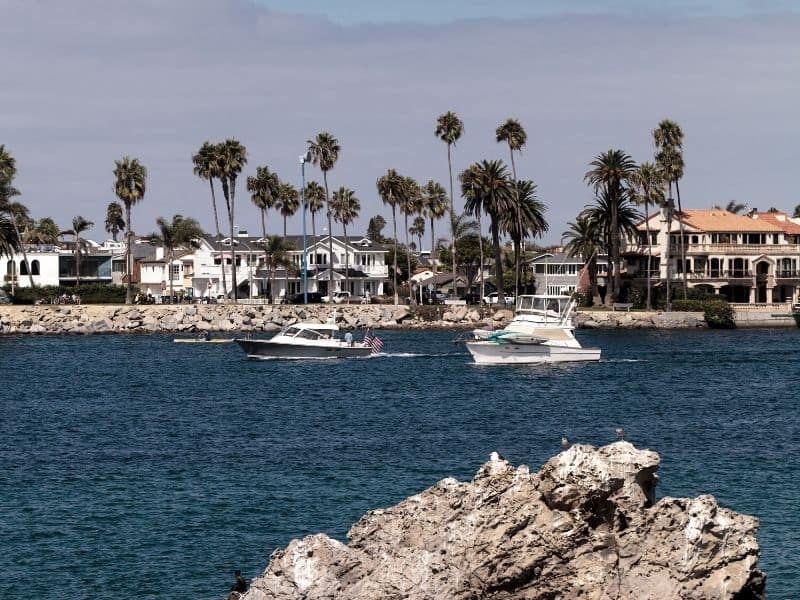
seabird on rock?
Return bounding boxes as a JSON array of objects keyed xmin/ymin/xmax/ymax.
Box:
[
  {"xmin": 615, "ymin": 426, "xmax": 625, "ymax": 441},
  {"xmin": 560, "ymin": 436, "xmax": 571, "ymax": 450}
]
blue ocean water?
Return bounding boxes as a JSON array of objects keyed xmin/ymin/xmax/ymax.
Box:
[{"xmin": 1, "ymin": 328, "xmax": 798, "ymax": 599}]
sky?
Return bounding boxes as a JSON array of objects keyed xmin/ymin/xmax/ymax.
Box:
[{"xmin": 2, "ymin": 0, "xmax": 799, "ymax": 245}]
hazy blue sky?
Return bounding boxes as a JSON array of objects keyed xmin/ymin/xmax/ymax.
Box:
[{"xmin": 2, "ymin": 0, "xmax": 799, "ymax": 244}]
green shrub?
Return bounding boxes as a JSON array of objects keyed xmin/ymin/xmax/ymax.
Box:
[
  {"xmin": 702, "ymin": 299, "xmax": 735, "ymax": 329},
  {"xmin": 7, "ymin": 284, "xmax": 127, "ymax": 304}
]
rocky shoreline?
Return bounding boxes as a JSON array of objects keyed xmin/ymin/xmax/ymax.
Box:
[
  {"xmin": 0, "ymin": 304, "xmax": 708, "ymax": 335},
  {"xmin": 233, "ymin": 442, "xmax": 765, "ymax": 599}
]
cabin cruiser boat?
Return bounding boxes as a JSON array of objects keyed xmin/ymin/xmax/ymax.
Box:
[
  {"xmin": 465, "ymin": 295, "xmax": 600, "ymax": 365},
  {"xmin": 234, "ymin": 318, "xmax": 375, "ymax": 359}
]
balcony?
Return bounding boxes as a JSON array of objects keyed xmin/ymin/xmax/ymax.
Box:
[
  {"xmin": 776, "ymin": 270, "xmax": 800, "ymax": 279},
  {"xmin": 681, "ymin": 270, "xmax": 753, "ymax": 280},
  {"xmin": 670, "ymin": 243, "xmax": 800, "ymax": 256}
]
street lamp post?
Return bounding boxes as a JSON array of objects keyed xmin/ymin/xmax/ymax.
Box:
[{"xmin": 299, "ymin": 152, "xmax": 311, "ymax": 304}]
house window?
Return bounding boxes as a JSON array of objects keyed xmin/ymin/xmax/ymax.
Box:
[
  {"xmin": 31, "ymin": 260, "xmax": 40, "ymax": 276},
  {"xmin": 535, "ymin": 264, "xmax": 544, "ymax": 274},
  {"xmin": 19, "ymin": 261, "xmax": 28, "ymax": 275},
  {"xmin": 170, "ymin": 264, "xmax": 180, "ymax": 280}
]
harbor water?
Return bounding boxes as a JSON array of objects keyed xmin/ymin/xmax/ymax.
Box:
[{"xmin": 1, "ymin": 328, "xmax": 798, "ymax": 599}]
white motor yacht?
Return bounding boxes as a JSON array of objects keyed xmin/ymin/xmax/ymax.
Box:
[{"xmin": 465, "ymin": 295, "xmax": 600, "ymax": 365}]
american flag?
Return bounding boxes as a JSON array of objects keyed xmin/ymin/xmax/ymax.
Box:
[{"xmin": 363, "ymin": 330, "xmax": 384, "ymax": 354}]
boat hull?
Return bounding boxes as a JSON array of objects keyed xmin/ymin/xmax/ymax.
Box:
[
  {"xmin": 465, "ymin": 341, "xmax": 601, "ymax": 364},
  {"xmin": 234, "ymin": 339, "xmax": 372, "ymax": 359}
]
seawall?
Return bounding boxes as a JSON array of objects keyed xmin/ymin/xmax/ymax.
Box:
[{"xmin": 0, "ymin": 304, "xmax": 711, "ymax": 335}]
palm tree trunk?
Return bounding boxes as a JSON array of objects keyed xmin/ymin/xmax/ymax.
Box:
[
  {"xmin": 392, "ymin": 204, "xmax": 398, "ymax": 305},
  {"xmin": 491, "ymin": 217, "xmax": 503, "ymax": 298},
  {"xmin": 610, "ymin": 191, "xmax": 620, "ymax": 305},
  {"xmin": 211, "ymin": 178, "xmax": 228, "ymax": 299},
  {"xmin": 229, "ymin": 176, "xmax": 238, "ymax": 303},
  {"xmin": 284, "ymin": 215, "xmax": 289, "ymax": 302},
  {"xmin": 645, "ymin": 200, "xmax": 652, "ymax": 310},
  {"xmin": 509, "ymin": 147, "xmax": 521, "ymax": 298},
  {"xmin": 13, "ymin": 220, "xmax": 36, "ymax": 296},
  {"xmin": 125, "ymin": 205, "xmax": 132, "ymax": 304},
  {"xmin": 447, "ymin": 144, "xmax": 458, "ymax": 298},
  {"xmin": 323, "ymin": 172, "xmax": 334, "ymax": 297},
  {"xmin": 429, "ymin": 218, "xmax": 436, "ymax": 286},
  {"xmin": 404, "ymin": 212, "xmax": 413, "ymax": 305},
  {"xmin": 75, "ymin": 234, "xmax": 81, "ymax": 287},
  {"xmin": 343, "ymin": 222, "xmax": 349, "ymax": 298},
  {"xmin": 665, "ymin": 188, "xmax": 673, "ymax": 311},
  {"xmin": 168, "ymin": 250, "xmax": 175, "ymax": 302},
  {"xmin": 478, "ymin": 213, "xmax": 485, "ymax": 301},
  {"xmin": 676, "ymin": 179, "xmax": 688, "ymax": 299}
]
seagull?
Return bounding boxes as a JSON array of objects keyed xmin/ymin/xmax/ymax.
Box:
[
  {"xmin": 561, "ymin": 436, "xmax": 571, "ymax": 450},
  {"xmin": 615, "ymin": 426, "xmax": 626, "ymax": 441}
]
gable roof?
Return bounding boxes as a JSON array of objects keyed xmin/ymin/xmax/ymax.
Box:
[{"xmin": 749, "ymin": 211, "xmax": 800, "ymax": 235}]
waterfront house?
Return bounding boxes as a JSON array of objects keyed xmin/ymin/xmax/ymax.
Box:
[
  {"xmin": 626, "ymin": 208, "xmax": 800, "ymax": 304},
  {"xmin": 529, "ymin": 252, "xmax": 610, "ymax": 296}
]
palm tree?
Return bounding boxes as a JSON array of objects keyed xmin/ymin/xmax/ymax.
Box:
[
  {"xmin": 70, "ymin": 215, "xmax": 94, "ymax": 287},
  {"xmin": 105, "ymin": 202, "xmax": 125, "ymax": 241},
  {"xmin": 0, "ymin": 145, "xmax": 37, "ymax": 295},
  {"xmin": 307, "ymin": 132, "xmax": 340, "ymax": 298},
  {"xmin": 584, "ymin": 149, "xmax": 636, "ymax": 305},
  {"xmin": 563, "ymin": 215, "xmax": 603, "ymax": 304},
  {"xmin": 275, "ymin": 181, "xmax": 299, "ymax": 299},
  {"xmin": 794, "ymin": 205, "xmax": 800, "ymax": 219},
  {"xmin": 367, "ymin": 214, "xmax": 387, "ymax": 243},
  {"xmin": 0, "ymin": 216, "xmax": 19, "ymax": 261},
  {"xmin": 25, "ymin": 218, "xmax": 60, "ymax": 246},
  {"xmin": 150, "ymin": 215, "xmax": 204, "ymax": 302},
  {"xmin": 459, "ymin": 164, "xmax": 486, "ymax": 299},
  {"xmin": 376, "ymin": 168, "xmax": 405, "ymax": 303},
  {"xmin": 257, "ymin": 235, "xmax": 292, "ymax": 302},
  {"xmin": 331, "ymin": 186, "xmax": 361, "ymax": 298},
  {"xmin": 113, "ymin": 156, "xmax": 147, "ymax": 304},
  {"xmin": 247, "ymin": 165, "xmax": 279, "ymax": 240},
  {"xmin": 422, "ymin": 180, "xmax": 448, "ymax": 289},
  {"xmin": 496, "ymin": 118, "xmax": 528, "ymax": 296},
  {"xmin": 654, "ymin": 119, "xmax": 687, "ymax": 299},
  {"xmin": 629, "ymin": 162, "xmax": 665, "ymax": 309},
  {"xmin": 400, "ymin": 177, "xmax": 422, "ymax": 302},
  {"xmin": 461, "ymin": 160, "xmax": 513, "ymax": 298},
  {"xmin": 216, "ymin": 139, "xmax": 247, "ymax": 302},
  {"xmin": 725, "ymin": 200, "xmax": 747, "ymax": 214},
  {"xmin": 501, "ymin": 179, "xmax": 548, "ymax": 295},
  {"xmin": 410, "ymin": 216, "xmax": 425, "ymax": 252},
  {"xmin": 192, "ymin": 141, "xmax": 228, "ymax": 298},
  {"xmin": 304, "ymin": 181, "xmax": 325, "ymax": 245},
  {"xmin": 435, "ymin": 111, "xmax": 464, "ymax": 289}
]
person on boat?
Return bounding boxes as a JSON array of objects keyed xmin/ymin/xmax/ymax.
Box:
[{"xmin": 344, "ymin": 331, "xmax": 353, "ymax": 346}]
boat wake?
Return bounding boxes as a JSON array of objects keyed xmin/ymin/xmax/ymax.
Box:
[
  {"xmin": 375, "ymin": 351, "xmax": 467, "ymax": 358},
  {"xmin": 603, "ymin": 358, "xmax": 647, "ymax": 363}
]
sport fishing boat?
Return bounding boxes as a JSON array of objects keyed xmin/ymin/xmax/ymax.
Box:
[
  {"xmin": 465, "ymin": 295, "xmax": 600, "ymax": 365},
  {"xmin": 233, "ymin": 314, "xmax": 381, "ymax": 359}
]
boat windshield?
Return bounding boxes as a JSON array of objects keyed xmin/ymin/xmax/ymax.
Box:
[
  {"xmin": 283, "ymin": 326, "xmax": 329, "ymax": 340},
  {"xmin": 517, "ymin": 296, "xmax": 566, "ymax": 315}
]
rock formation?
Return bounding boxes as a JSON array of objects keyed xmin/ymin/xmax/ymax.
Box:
[{"xmin": 238, "ymin": 443, "xmax": 764, "ymax": 599}]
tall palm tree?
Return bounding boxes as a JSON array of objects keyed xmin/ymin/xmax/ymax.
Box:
[
  {"xmin": 307, "ymin": 132, "xmax": 340, "ymax": 297},
  {"xmin": 113, "ymin": 156, "xmax": 147, "ymax": 304},
  {"xmin": 410, "ymin": 216, "xmax": 425, "ymax": 252},
  {"xmin": 216, "ymin": 139, "xmax": 247, "ymax": 302},
  {"xmin": 654, "ymin": 119, "xmax": 686, "ymax": 299},
  {"xmin": 435, "ymin": 111, "xmax": 464, "ymax": 289},
  {"xmin": 496, "ymin": 118, "xmax": 528, "ymax": 296},
  {"xmin": 462, "ymin": 160, "xmax": 513, "ymax": 298},
  {"xmin": 71, "ymin": 215, "xmax": 94, "ymax": 287},
  {"xmin": 629, "ymin": 162, "xmax": 665, "ymax": 310},
  {"xmin": 725, "ymin": 200, "xmax": 747, "ymax": 214},
  {"xmin": 422, "ymin": 180, "xmax": 448, "ymax": 288},
  {"xmin": 331, "ymin": 186, "xmax": 361, "ymax": 298},
  {"xmin": 400, "ymin": 177, "xmax": 422, "ymax": 302},
  {"xmin": 105, "ymin": 202, "xmax": 125, "ymax": 242},
  {"xmin": 25, "ymin": 217, "xmax": 60, "ymax": 246},
  {"xmin": 501, "ymin": 179, "xmax": 548, "ymax": 294},
  {"xmin": 376, "ymin": 168, "xmax": 405, "ymax": 303},
  {"xmin": 247, "ymin": 165, "xmax": 279, "ymax": 240},
  {"xmin": 149, "ymin": 214, "xmax": 204, "ymax": 302},
  {"xmin": 304, "ymin": 181, "xmax": 325, "ymax": 245},
  {"xmin": 584, "ymin": 149, "xmax": 636, "ymax": 305},
  {"xmin": 0, "ymin": 216, "xmax": 19, "ymax": 261},
  {"xmin": 459, "ymin": 164, "xmax": 486, "ymax": 299},
  {"xmin": 192, "ymin": 141, "xmax": 228, "ymax": 298},
  {"xmin": 275, "ymin": 181, "xmax": 299, "ymax": 299},
  {"xmin": 563, "ymin": 215, "xmax": 603, "ymax": 304}
]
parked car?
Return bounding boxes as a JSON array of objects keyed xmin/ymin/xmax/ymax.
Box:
[
  {"xmin": 322, "ymin": 291, "xmax": 367, "ymax": 304},
  {"xmin": 287, "ymin": 292, "xmax": 325, "ymax": 304},
  {"xmin": 482, "ymin": 292, "xmax": 515, "ymax": 306},
  {"xmin": 460, "ymin": 292, "xmax": 481, "ymax": 305}
]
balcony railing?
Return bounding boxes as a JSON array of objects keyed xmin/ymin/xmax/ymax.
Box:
[
  {"xmin": 669, "ymin": 243, "xmax": 800, "ymax": 255},
  {"xmin": 678, "ymin": 270, "xmax": 753, "ymax": 279},
  {"xmin": 776, "ymin": 270, "xmax": 800, "ymax": 278}
]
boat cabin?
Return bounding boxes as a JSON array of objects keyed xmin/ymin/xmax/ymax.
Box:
[
  {"xmin": 280, "ymin": 323, "xmax": 339, "ymax": 340},
  {"xmin": 515, "ymin": 295, "xmax": 576, "ymax": 324}
]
